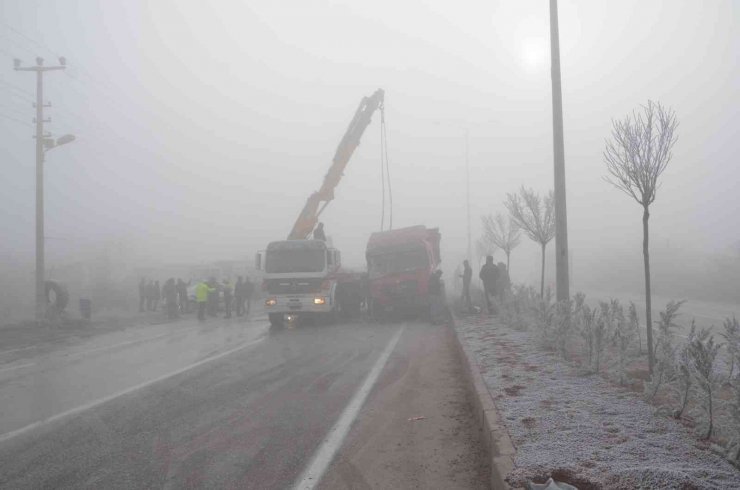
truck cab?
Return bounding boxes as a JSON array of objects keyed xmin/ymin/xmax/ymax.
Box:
[
  {"xmin": 256, "ymin": 239, "xmax": 343, "ymax": 327},
  {"xmin": 365, "ymin": 226, "xmax": 441, "ymax": 317}
]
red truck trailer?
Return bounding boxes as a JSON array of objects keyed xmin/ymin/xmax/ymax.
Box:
[{"xmin": 365, "ymin": 226, "xmax": 441, "ymax": 318}]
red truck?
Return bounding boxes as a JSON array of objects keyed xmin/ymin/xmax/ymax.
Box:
[{"xmin": 365, "ymin": 225, "xmax": 441, "ymax": 318}]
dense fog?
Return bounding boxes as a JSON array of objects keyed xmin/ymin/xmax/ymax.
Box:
[{"xmin": 1, "ymin": 0, "xmax": 738, "ymax": 321}]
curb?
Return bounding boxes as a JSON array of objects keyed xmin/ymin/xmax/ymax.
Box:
[{"xmin": 449, "ymin": 317, "xmax": 516, "ymax": 490}]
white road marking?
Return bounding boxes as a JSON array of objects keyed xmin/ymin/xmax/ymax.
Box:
[
  {"xmin": 0, "ymin": 336, "xmax": 266, "ymax": 444},
  {"xmin": 0, "ymin": 345, "xmax": 38, "ymax": 356},
  {"xmin": 63, "ymin": 332, "xmax": 173, "ymax": 359},
  {"xmin": 294, "ymin": 325, "xmax": 405, "ymax": 490},
  {"xmin": 0, "ymin": 362, "xmax": 36, "ymax": 374}
]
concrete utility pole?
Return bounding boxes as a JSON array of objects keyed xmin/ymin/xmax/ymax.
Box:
[
  {"xmin": 465, "ymin": 128, "xmax": 471, "ymax": 262},
  {"xmin": 15, "ymin": 56, "xmax": 66, "ymax": 322},
  {"xmin": 549, "ymin": 0, "xmax": 570, "ymax": 301}
]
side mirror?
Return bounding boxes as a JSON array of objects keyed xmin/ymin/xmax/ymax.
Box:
[{"xmin": 254, "ymin": 252, "xmax": 263, "ymax": 271}]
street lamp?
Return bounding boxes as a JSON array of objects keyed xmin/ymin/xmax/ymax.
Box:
[{"xmin": 44, "ymin": 134, "xmax": 76, "ymax": 152}]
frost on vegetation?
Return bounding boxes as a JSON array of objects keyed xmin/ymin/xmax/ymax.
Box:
[
  {"xmin": 628, "ymin": 301, "xmax": 641, "ymax": 354},
  {"xmin": 592, "ymin": 302, "xmax": 611, "ymax": 374},
  {"xmin": 686, "ymin": 325, "xmax": 724, "ymax": 440},
  {"xmin": 531, "ymin": 288, "xmax": 555, "ymax": 348},
  {"xmin": 645, "ymin": 300, "xmax": 684, "ymax": 401},
  {"xmin": 727, "ymin": 369, "xmax": 740, "ymax": 466},
  {"xmin": 721, "ymin": 316, "xmax": 740, "ymax": 380},
  {"xmin": 610, "ymin": 299, "xmax": 637, "ymax": 385},
  {"xmin": 552, "ymin": 298, "xmax": 574, "ymax": 360}
]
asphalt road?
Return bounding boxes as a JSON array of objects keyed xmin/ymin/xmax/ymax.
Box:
[{"xmin": 0, "ymin": 315, "xmax": 487, "ymax": 489}]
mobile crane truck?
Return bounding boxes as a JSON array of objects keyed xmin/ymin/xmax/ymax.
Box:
[{"xmin": 255, "ymin": 89, "xmax": 383, "ymax": 328}]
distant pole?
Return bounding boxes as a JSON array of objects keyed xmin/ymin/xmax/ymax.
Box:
[
  {"xmin": 15, "ymin": 57, "xmax": 66, "ymax": 322},
  {"xmin": 465, "ymin": 128, "xmax": 471, "ymax": 262},
  {"xmin": 549, "ymin": 0, "xmax": 570, "ymax": 301}
]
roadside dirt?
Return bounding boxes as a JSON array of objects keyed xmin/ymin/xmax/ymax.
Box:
[{"xmin": 320, "ymin": 321, "xmax": 490, "ymax": 489}]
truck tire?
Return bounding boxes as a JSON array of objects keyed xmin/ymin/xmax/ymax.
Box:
[{"xmin": 269, "ymin": 313, "xmax": 284, "ymax": 328}]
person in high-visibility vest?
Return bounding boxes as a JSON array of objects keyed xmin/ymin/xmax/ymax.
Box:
[{"xmin": 195, "ymin": 280, "xmax": 215, "ymax": 321}]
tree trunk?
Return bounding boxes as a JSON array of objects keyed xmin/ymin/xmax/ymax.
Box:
[
  {"xmin": 506, "ymin": 251, "xmax": 511, "ymax": 277},
  {"xmin": 643, "ymin": 205, "xmax": 655, "ymax": 375},
  {"xmin": 540, "ymin": 242, "xmax": 546, "ymax": 298}
]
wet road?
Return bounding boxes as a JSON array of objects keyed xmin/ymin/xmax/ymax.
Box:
[{"xmin": 0, "ymin": 316, "xmax": 487, "ymax": 489}]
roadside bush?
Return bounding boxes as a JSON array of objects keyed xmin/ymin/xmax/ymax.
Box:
[
  {"xmin": 645, "ymin": 300, "xmax": 684, "ymax": 401},
  {"xmin": 686, "ymin": 326, "xmax": 723, "ymax": 439},
  {"xmin": 610, "ymin": 299, "xmax": 637, "ymax": 385},
  {"xmin": 628, "ymin": 301, "xmax": 641, "ymax": 354},
  {"xmin": 672, "ymin": 322, "xmax": 697, "ymax": 419},
  {"xmin": 531, "ymin": 288, "xmax": 555, "ymax": 348},
  {"xmin": 592, "ymin": 301, "xmax": 612, "ymax": 374},
  {"xmin": 721, "ymin": 316, "xmax": 740, "ymax": 380},
  {"xmin": 553, "ymin": 299, "xmax": 574, "ymax": 360},
  {"xmin": 726, "ymin": 373, "xmax": 740, "ymax": 467}
]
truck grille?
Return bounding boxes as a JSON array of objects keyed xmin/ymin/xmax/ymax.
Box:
[{"xmin": 265, "ymin": 278, "xmax": 323, "ymax": 295}]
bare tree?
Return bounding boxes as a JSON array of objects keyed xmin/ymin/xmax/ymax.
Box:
[
  {"xmin": 603, "ymin": 100, "xmax": 679, "ymax": 375},
  {"xmin": 505, "ymin": 187, "xmax": 555, "ymax": 298},
  {"xmin": 481, "ymin": 212, "xmax": 521, "ymax": 275}
]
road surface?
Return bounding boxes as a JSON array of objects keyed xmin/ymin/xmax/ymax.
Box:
[{"xmin": 0, "ymin": 315, "xmax": 488, "ymax": 489}]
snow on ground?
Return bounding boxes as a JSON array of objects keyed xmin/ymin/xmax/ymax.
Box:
[{"xmin": 457, "ymin": 315, "xmax": 740, "ymax": 490}]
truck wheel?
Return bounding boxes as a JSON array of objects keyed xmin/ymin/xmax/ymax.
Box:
[{"xmin": 269, "ymin": 313, "xmax": 284, "ymax": 328}]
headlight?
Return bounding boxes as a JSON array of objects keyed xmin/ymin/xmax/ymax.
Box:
[
  {"xmin": 265, "ymin": 298, "xmax": 277, "ymax": 306},
  {"xmin": 313, "ymin": 297, "xmax": 326, "ymax": 305}
]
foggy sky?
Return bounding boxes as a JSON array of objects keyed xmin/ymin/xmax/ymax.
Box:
[{"xmin": 1, "ymin": 0, "xmax": 738, "ymax": 290}]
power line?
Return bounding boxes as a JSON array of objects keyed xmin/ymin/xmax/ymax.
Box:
[{"xmin": 0, "ymin": 111, "xmax": 33, "ymax": 128}]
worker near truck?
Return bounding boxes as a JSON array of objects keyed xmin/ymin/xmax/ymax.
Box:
[
  {"xmin": 222, "ymin": 278, "xmax": 234, "ymax": 319},
  {"xmin": 313, "ymin": 222, "xmax": 326, "ymax": 241},
  {"xmin": 460, "ymin": 260, "xmax": 473, "ymax": 313},
  {"xmin": 479, "ymin": 256, "xmax": 500, "ymax": 314},
  {"xmin": 195, "ymin": 280, "xmax": 216, "ymax": 321}
]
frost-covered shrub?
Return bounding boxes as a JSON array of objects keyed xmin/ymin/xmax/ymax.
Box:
[
  {"xmin": 610, "ymin": 299, "xmax": 636, "ymax": 385},
  {"xmin": 726, "ymin": 373, "xmax": 740, "ymax": 467},
  {"xmin": 531, "ymin": 288, "xmax": 555, "ymax": 347},
  {"xmin": 672, "ymin": 322, "xmax": 697, "ymax": 419},
  {"xmin": 721, "ymin": 316, "xmax": 740, "ymax": 380},
  {"xmin": 686, "ymin": 327, "xmax": 723, "ymax": 439},
  {"xmin": 500, "ymin": 284, "xmax": 537, "ymax": 330},
  {"xmin": 553, "ymin": 299, "xmax": 574, "ymax": 360},
  {"xmin": 591, "ymin": 301, "xmax": 613, "ymax": 373},
  {"xmin": 645, "ymin": 300, "xmax": 684, "ymax": 401},
  {"xmin": 628, "ymin": 301, "xmax": 641, "ymax": 354}
]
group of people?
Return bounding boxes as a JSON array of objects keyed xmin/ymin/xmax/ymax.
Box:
[
  {"xmin": 460, "ymin": 256, "xmax": 510, "ymax": 314},
  {"xmin": 138, "ymin": 276, "xmax": 254, "ymax": 322}
]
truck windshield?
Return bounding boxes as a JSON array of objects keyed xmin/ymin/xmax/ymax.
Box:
[
  {"xmin": 266, "ymin": 248, "xmax": 325, "ymax": 273},
  {"xmin": 367, "ymin": 248, "xmax": 429, "ymax": 277}
]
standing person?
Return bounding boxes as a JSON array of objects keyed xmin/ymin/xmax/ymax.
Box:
[
  {"xmin": 222, "ymin": 279, "xmax": 234, "ymax": 319},
  {"xmin": 177, "ymin": 278, "xmax": 189, "ymax": 314},
  {"xmin": 146, "ymin": 280, "xmax": 155, "ymax": 311},
  {"xmin": 138, "ymin": 278, "xmax": 147, "ymax": 312},
  {"xmin": 152, "ymin": 280, "xmax": 161, "ymax": 312},
  {"xmin": 206, "ymin": 277, "xmax": 219, "ymax": 317},
  {"xmin": 460, "ymin": 260, "xmax": 473, "ymax": 313},
  {"xmin": 479, "ymin": 256, "xmax": 500, "ymax": 314},
  {"xmin": 243, "ymin": 276, "xmax": 255, "ymax": 316},
  {"xmin": 234, "ymin": 276, "xmax": 245, "ymax": 317},
  {"xmin": 195, "ymin": 280, "xmax": 215, "ymax": 321},
  {"xmin": 496, "ymin": 262, "xmax": 510, "ymax": 302},
  {"xmin": 313, "ymin": 222, "xmax": 326, "ymax": 241},
  {"xmin": 163, "ymin": 278, "xmax": 179, "ymax": 320}
]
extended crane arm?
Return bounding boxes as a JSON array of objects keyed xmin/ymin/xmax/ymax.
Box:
[{"xmin": 288, "ymin": 89, "xmax": 385, "ymax": 240}]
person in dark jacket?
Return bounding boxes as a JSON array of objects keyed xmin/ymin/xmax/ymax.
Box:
[
  {"xmin": 313, "ymin": 222, "xmax": 326, "ymax": 241},
  {"xmin": 152, "ymin": 280, "xmax": 161, "ymax": 312},
  {"xmin": 479, "ymin": 256, "xmax": 500, "ymax": 314},
  {"xmin": 177, "ymin": 278, "xmax": 189, "ymax": 313},
  {"xmin": 207, "ymin": 278, "xmax": 219, "ymax": 317},
  {"xmin": 460, "ymin": 260, "xmax": 473, "ymax": 313},
  {"xmin": 138, "ymin": 278, "xmax": 147, "ymax": 312},
  {"xmin": 163, "ymin": 278, "xmax": 179, "ymax": 320},
  {"xmin": 222, "ymin": 279, "xmax": 234, "ymax": 319}
]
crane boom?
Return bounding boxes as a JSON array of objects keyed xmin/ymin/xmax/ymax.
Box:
[{"xmin": 287, "ymin": 89, "xmax": 385, "ymax": 240}]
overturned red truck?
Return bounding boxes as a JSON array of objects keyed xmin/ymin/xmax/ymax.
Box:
[{"xmin": 365, "ymin": 225, "xmax": 441, "ymax": 318}]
